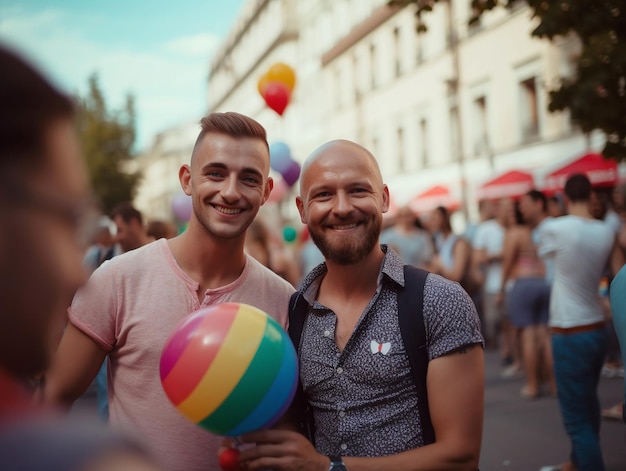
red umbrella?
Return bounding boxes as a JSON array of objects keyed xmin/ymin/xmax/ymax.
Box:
[
  {"xmin": 543, "ymin": 153, "xmax": 617, "ymax": 194},
  {"xmin": 476, "ymin": 170, "xmax": 535, "ymax": 201},
  {"xmin": 409, "ymin": 185, "xmax": 460, "ymax": 215}
]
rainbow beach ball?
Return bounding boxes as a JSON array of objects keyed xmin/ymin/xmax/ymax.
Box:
[{"xmin": 159, "ymin": 303, "xmax": 298, "ymax": 436}]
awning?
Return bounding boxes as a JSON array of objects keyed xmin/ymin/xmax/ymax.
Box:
[
  {"xmin": 543, "ymin": 153, "xmax": 618, "ymax": 194},
  {"xmin": 476, "ymin": 170, "xmax": 535, "ymax": 201},
  {"xmin": 409, "ymin": 185, "xmax": 460, "ymax": 214}
]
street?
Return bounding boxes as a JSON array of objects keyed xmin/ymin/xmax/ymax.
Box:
[
  {"xmin": 480, "ymin": 350, "xmax": 626, "ymax": 470},
  {"xmin": 72, "ymin": 349, "xmax": 626, "ymax": 470}
]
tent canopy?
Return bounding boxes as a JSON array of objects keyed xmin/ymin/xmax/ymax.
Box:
[
  {"xmin": 409, "ymin": 185, "xmax": 460, "ymax": 215},
  {"xmin": 476, "ymin": 170, "xmax": 535, "ymax": 201},
  {"xmin": 543, "ymin": 153, "xmax": 617, "ymax": 194}
]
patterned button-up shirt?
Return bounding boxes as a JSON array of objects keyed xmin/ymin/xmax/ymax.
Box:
[{"xmin": 297, "ymin": 246, "xmax": 483, "ymax": 457}]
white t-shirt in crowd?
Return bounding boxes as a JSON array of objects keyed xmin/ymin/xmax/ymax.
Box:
[
  {"xmin": 537, "ymin": 215, "xmax": 615, "ymax": 328},
  {"xmin": 472, "ymin": 219, "xmax": 505, "ymax": 294}
]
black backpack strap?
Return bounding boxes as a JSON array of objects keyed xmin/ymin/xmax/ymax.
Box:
[
  {"xmin": 287, "ymin": 292, "xmax": 315, "ymax": 442},
  {"xmin": 288, "ymin": 292, "xmax": 307, "ymax": 349},
  {"xmin": 398, "ymin": 265, "xmax": 435, "ymax": 445}
]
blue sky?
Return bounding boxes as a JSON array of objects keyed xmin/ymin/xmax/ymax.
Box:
[{"xmin": 0, "ymin": 0, "xmax": 245, "ymax": 149}]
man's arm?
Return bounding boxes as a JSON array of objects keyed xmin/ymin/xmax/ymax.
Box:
[
  {"xmin": 344, "ymin": 345, "xmax": 484, "ymax": 471},
  {"xmin": 42, "ymin": 323, "xmax": 107, "ymax": 408},
  {"xmin": 437, "ymin": 238, "xmax": 470, "ymax": 283},
  {"xmin": 239, "ymin": 345, "xmax": 484, "ymax": 471},
  {"xmin": 497, "ymin": 228, "xmax": 519, "ymax": 303}
]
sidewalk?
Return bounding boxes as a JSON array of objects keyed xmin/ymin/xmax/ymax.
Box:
[{"xmin": 480, "ymin": 350, "xmax": 626, "ymax": 470}]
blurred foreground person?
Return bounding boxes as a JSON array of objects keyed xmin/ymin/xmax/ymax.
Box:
[{"xmin": 0, "ymin": 44, "xmax": 162, "ymax": 470}]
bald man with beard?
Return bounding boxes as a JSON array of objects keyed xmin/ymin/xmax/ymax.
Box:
[{"xmin": 234, "ymin": 140, "xmax": 484, "ymax": 471}]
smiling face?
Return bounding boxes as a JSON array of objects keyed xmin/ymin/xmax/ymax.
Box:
[
  {"xmin": 296, "ymin": 140, "xmax": 389, "ymax": 265},
  {"xmin": 179, "ymin": 132, "xmax": 272, "ymax": 243}
]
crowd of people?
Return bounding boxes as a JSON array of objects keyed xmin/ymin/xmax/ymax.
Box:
[
  {"xmin": 373, "ymin": 178, "xmax": 626, "ymax": 471},
  {"xmin": 2, "ymin": 41, "xmax": 625, "ymax": 471}
]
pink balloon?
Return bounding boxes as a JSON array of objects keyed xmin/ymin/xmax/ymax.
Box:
[
  {"xmin": 172, "ymin": 193, "xmax": 192, "ymax": 221},
  {"xmin": 267, "ymin": 177, "xmax": 288, "ymax": 203}
]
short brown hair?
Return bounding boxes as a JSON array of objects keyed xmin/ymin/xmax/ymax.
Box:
[
  {"xmin": 564, "ymin": 173, "xmax": 592, "ymax": 203},
  {"xmin": 194, "ymin": 112, "xmax": 268, "ymax": 152},
  {"xmin": 110, "ymin": 202, "xmax": 143, "ymax": 225}
]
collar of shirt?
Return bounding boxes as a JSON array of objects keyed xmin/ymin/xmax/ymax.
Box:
[{"xmin": 299, "ymin": 245, "xmax": 406, "ymax": 309}]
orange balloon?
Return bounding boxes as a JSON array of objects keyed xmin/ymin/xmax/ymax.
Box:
[
  {"xmin": 266, "ymin": 62, "xmax": 296, "ymax": 91},
  {"xmin": 257, "ymin": 73, "xmax": 271, "ymax": 96}
]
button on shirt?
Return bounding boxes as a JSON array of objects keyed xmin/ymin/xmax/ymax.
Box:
[{"xmin": 297, "ymin": 246, "xmax": 483, "ymax": 457}]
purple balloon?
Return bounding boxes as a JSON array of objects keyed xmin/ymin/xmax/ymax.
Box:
[
  {"xmin": 171, "ymin": 193, "xmax": 192, "ymax": 221},
  {"xmin": 281, "ymin": 160, "xmax": 301, "ymax": 187},
  {"xmin": 269, "ymin": 141, "xmax": 293, "ymax": 174}
]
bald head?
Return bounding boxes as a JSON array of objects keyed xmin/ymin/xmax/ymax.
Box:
[
  {"xmin": 299, "ymin": 139, "xmax": 384, "ymax": 197},
  {"xmin": 296, "ymin": 139, "xmax": 389, "ymax": 265}
]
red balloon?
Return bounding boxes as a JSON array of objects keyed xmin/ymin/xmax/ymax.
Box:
[
  {"xmin": 262, "ymin": 81, "xmax": 290, "ymax": 116},
  {"xmin": 219, "ymin": 448, "xmax": 240, "ymax": 471}
]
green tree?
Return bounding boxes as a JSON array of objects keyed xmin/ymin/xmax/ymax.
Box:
[
  {"xmin": 390, "ymin": 0, "xmax": 626, "ymax": 160},
  {"xmin": 77, "ymin": 75, "xmax": 141, "ymax": 213}
]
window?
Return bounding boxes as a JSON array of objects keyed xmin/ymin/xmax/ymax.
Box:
[
  {"xmin": 519, "ymin": 77, "xmax": 539, "ymax": 140},
  {"xmin": 397, "ymin": 126, "xmax": 405, "ymax": 171},
  {"xmin": 510, "ymin": 0, "xmax": 526, "ymax": 13},
  {"xmin": 370, "ymin": 43, "xmax": 377, "ymax": 89},
  {"xmin": 393, "ymin": 27, "xmax": 401, "ymax": 77},
  {"xmin": 468, "ymin": 8, "xmax": 482, "ymax": 36},
  {"xmin": 335, "ymin": 67, "xmax": 342, "ymax": 110},
  {"xmin": 449, "ymin": 105, "xmax": 460, "ymax": 160},
  {"xmin": 353, "ymin": 53, "xmax": 361, "ymax": 103},
  {"xmin": 415, "ymin": 31, "xmax": 424, "ymax": 66},
  {"xmin": 371, "ymin": 136, "xmax": 379, "ymax": 161},
  {"xmin": 472, "ymin": 95, "xmax": 488, "ymax": 156},
  {"xmin": 419, "ymin": 118, "xmax": 429, "ymax": 167}
]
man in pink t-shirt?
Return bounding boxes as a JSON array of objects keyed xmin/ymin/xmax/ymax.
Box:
[{"xmin": 43, "ymin": 112, "xmax": 295, "ymax": 471}]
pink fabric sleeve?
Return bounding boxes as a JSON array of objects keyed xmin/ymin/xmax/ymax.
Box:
[{"xmin": 68, "ymin": 261, "xmax": 118, "ymax": 351}]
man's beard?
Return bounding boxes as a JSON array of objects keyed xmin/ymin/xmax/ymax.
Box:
[{"xmin": 308, "ymin": 218, "xmax": 381, "ymax": 265}]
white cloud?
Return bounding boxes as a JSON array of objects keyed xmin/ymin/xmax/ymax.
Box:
[{"xmin": 0, "ymin": 7, "xmax": 216, "ymax": 150}]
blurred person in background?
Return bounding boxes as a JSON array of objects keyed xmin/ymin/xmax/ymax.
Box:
[
  {"xmin": 380, "ymin": 205, "xmax": 434, "ymax": 269},
  {"xmin": 500, "ymin": 191, "xmax": 554, "ymax": 399},
  {"xmin": 537, "ymin": 174, "xmax": 624, "ymax": 471},
  {"xmin": 297, "ymin": 226, "xmax": 325, "ymax": 284},
  {"xmin": 427, "ymin": 206, "xmax": 481, "ymax": 307},
  {"xmin": 0, "ymin": 43, "xmax": 162, "ymax": 471},
  {"xmin": 547, "ymin": 194, "xmax": 566, "ymax": 218},
  {"xmin": 82, "ymin": 217, "xmax": 116, "ymax": 274},
  {"xmin": 245, "ymin": 217, "xmax": 300, "ymax": 286},
  {"xmin": 110, "ymin": 202, "xmax": 153, "ymax": 253},
  {"xmin": 474, "ymin": 198, "xmax": 519, "ymax": 377},
  {"xmin": 146, "ymin": 220, "xmax": 177, "ymax": 240}
]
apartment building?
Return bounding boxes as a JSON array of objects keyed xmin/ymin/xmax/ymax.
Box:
[{"xmin": 137, "ymin": 0, "xmax": 610, "ymax": 226}]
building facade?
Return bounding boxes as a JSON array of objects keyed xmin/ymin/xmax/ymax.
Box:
[{"xmin": 136, "ymin": 0, "xmax": 610, "ymax": 226}]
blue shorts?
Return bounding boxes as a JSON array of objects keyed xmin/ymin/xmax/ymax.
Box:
[{"xmin": 506, "ymin": 277, "xmax": 550, "ymax": 328}]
